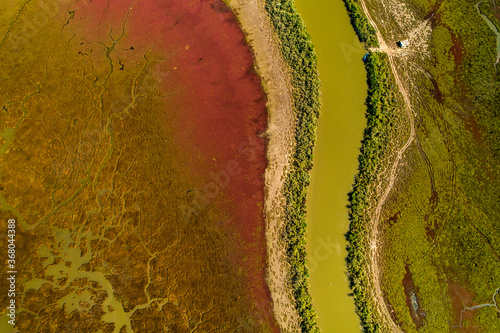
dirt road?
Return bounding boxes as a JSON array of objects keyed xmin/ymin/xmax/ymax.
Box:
[{"xmin": 359, "ymin": 0, "xmax": 416, "ymax": 331}]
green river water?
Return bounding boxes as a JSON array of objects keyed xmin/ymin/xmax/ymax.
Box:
[{"xmin": 293, "ymin": 1, "xmax": 368, "ymax": 331}]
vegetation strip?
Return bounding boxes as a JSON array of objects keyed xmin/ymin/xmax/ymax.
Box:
[
  {"xmin": 263, "ymin": 1, "xmax": 321, "ymax": 331},
  {"xmin": 343, "ymin": 0, "xmax": 379, "ymax": 48},
  {"xmin": 345, "ymin": 0, "xmax": 500, "ymax": 331},
  {"xmin": 342, "ymin": 0, "xmax": 402, "ymax": 331},
  {"xmin": 345, "ymin": 50, "xmax": 400, "ymax": 333}
]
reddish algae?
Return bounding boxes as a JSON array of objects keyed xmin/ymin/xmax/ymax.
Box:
[{"xmin": 71, "ymin": 0, "xmax": 277, "ymax": 330}]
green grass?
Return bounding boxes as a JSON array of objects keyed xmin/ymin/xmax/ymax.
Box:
[{"xmin": 345, "ymin": 0, "xmax": 500, "ymax": 332}]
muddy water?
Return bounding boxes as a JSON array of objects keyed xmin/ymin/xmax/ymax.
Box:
[{"xmin": 293, "ymin": 1, "xmax": 368, "ymax": 331}]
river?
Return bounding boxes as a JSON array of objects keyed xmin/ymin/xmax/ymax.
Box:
[{"xmin": 292, "ymin": 0, "xmax": 368, "ymax": 331}]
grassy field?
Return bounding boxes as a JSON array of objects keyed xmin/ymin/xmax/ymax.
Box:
[{"xmin": 345, "ymin": 0, "xmax": 500, "ymax": 331}]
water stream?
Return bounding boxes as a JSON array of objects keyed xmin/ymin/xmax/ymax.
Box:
[{"xmin": 293, "ymin": 0, "xmax": 368, "ymax": 331}]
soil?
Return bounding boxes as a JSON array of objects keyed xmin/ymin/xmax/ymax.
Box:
[
  {"xmin": 226, "ymin": 0, "xmax": 300, "ymax": 331},
  {"xmin": 402, "ymin": 264, "xmax": 425, "ymax": 329},
  {"xmin": 447, "ymin": 281, "xmax": 479, "ymax": 332}
]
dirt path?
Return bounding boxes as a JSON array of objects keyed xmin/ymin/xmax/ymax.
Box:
[
  {"xmin": 359, "ymin": 0, "xmax": 416, "ymax": 331},
  {"xmin": 226, "ymin": 1, "xmax": 299, "ymax": 332}
]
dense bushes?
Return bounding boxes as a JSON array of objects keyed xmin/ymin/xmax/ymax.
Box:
[
  {"xmin": 263, "ymin": 1, "xmax": 321, "ymax": 332},
  {"xmin": 344, "ymin": 0, "xmax": 500, "ymax": 331},
  {"xmin": 332, "ymin": 0, "xmax": 400, "ymax": 331},
  {"xmin": 264, "ymin": 1, "xmax": 391, "ymax": 331},
  {"xmin": 346, "ymin": 51, "xmax": 396, "ymax": 333},
  {"xmin": 343, "ymin": 0, "xmax": 379, "ymax": 48}
]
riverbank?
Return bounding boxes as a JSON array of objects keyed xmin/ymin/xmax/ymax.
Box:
[
  {"xmin": 263, "ymin": 1, "xmax": 322, "ymax": 332},
  {"xmin": 224, "ymin": 0, "xmax": 301, "ymax": 332},
  {"xmin": 345, "ymin": 0, "xmax": 500, "ymax": 331},
  {"xmin": 343, "ymin": 0, "xmax": 404, "ymax": 332},
  {"xmin": 345, "ymin": 50, "xmax": 402, "ymax": 332},
  {"xmin": 226, "ymin": 0, "xmax": 321, "ymax": 331}
]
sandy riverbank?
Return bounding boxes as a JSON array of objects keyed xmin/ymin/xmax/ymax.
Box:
[{"xmin": 225, "ymin": 0, "xmax": 300, "ymax": 331}]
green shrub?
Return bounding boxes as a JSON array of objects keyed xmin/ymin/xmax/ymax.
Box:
[{"xmin": 264, "ymin": 1, "xmax": 321, "ymax": 332}]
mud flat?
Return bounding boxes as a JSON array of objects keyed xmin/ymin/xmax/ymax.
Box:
[
  {"xmin": 0, "ymin": 0, "xmax": 282, "ymax": 331},
  {"xmin": 226, "ymin": 0, "xmax": 300, "ymax": 331}
]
